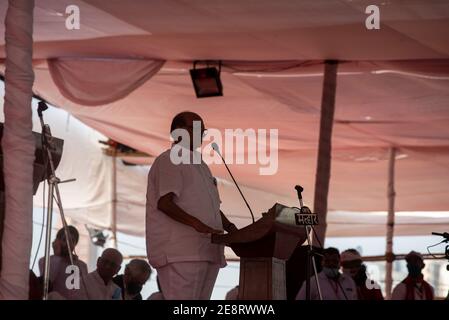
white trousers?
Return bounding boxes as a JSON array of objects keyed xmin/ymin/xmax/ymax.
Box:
[{"xmin": 157, "ymin": 261, "xmax": 220, "ymax": 300}]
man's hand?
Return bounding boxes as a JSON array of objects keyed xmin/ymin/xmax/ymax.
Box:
[
  {"xmin": 227, "ymin": 223, "xmax": 238, "ymax": 233},
  {"xmin": 158, "ymin": 193, "xmax": 223, "ymax": 234},
  {"xmin": 193, "ymin": 220, "xmax": 223, "ymax": 234},
  {"xmin": 220, "ymin": 211, "xmax": 238, "ymax": 233}
]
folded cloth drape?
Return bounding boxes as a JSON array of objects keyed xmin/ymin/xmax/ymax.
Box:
[{"xmin": 48, "ymin": 57, "xmax": 165, "ymax": 106}]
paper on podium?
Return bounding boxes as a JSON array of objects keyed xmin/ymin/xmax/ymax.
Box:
[{"xmin": 271, "ymin": 203, "xmax": 300, "ymax": 226}]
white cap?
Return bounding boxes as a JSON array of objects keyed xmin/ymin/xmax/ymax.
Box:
[
  {"xmin": 405, "ymin": 251, "xmax": 423, "ymax": 261},
  {"xmin": 340, "ymin": 249, "xmax": 362, "ymax": 262}
]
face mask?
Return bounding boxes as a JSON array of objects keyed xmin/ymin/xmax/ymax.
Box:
[
  {"xmin": 323, "ymin": 267, "xmax": 340, "ymax": 279},
  {"xmin": 407, "ymin": 264, "xmax": 422, "ymax": 278},
  {"xmin": 126, "ymin": 282, "xmax": 143, "ymax": 295}
]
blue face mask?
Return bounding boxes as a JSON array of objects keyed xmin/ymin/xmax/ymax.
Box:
[
  {"xmin": 323, "ymin": 267, "xmax": 340, "ymax": 279},
  {"xmin": 407, "ymin": 264, "xmax": 422, "ymax": 277}
]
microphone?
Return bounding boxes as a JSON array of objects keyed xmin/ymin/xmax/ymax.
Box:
[
  {"xmin": 212, "ymin": 143, "xmax": 255, "ymax": 223},
  {"xmin": 37, "ymin": 100, "xmax": 48, "ymax": 117},
  {"xmin": 294, "ymin": 185, "xmax": 304, "ymax": 208},
  {"xmin": 294, "ymin": 185, "xmax": 304, "ymax": 198},
  {"xmin": 432, "ymin": 232, "xmax": 449, "ymax": 241}
]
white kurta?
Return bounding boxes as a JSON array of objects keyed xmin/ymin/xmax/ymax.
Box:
[
  {"xmin": 145, "ymin": 148, "xmax": 225, "ymax": 268},
  {"xmin": 38, "ymin": 255, "xmax": 88, "ymax": 300},
  {"xmin": 391, "ymin": 282, "xmax": 435, "ymax": 300},
  {"xmin": 296, "ymin": 271, "xmax": 358, "ymax": 300},
  {"xmin": 74, "ymin": 271, "xmax": 121, "ymax": 300}
]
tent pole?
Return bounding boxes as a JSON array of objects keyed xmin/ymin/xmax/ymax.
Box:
[
  {"xmin": 385, "ymin": 147, "xmax": 397, "ymax": 299},
  {"xmin": 110, "ymin": 149, "xmax": 118, "ymax": 248},
  {"xmin": 313, "ymin": 60, "xmax": 338, "ymax": 245},
  {"xmin": 0, "ymin": 0, "xmax": 35, "ymax": 299}
]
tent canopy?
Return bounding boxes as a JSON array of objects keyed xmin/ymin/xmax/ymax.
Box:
[
  {"xmin": 2, "ymin": 0, "xmax": 449, "ymax": 60},
  {"xmin": 1, "ymin": 1, "xmax": 449, "ymax": 239}
]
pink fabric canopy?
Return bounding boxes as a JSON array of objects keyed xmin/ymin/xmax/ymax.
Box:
[
  {"xmin": 16, "ymin": 59, "xmax": 449, "ymax": 214},
  {"xmin": 1, "ymin": 0, "xmax": 448, "ymax": 60}
]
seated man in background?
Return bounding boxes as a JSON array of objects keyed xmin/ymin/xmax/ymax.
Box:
[
  {"xmin": 75, "ymin": 248, "xmax": 123, "ymax": 300},
  {"xmin": 296, "ymin": 247, "xmax": 358, "ymax": 300},
  {"xmin": 341, "ymin": 249, "xmax": 383, "ymax": 300},
  {"xmin": 225, "ymin": 285, "xmax": 239, "ymax": 300},
  {"xmin": 113, "ymin": 259, "xmax": 152, "ymax": 300},
  {"xmin": 391, "ymin": 251, "xmax": 434, "ymax": 300},
  {"xmin": 38, "ymin": 225, "xmax": 88, "ymax": 299}
]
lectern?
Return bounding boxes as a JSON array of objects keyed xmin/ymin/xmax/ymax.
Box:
[{"xmin": 212, "ymin": 203, "xmax": 307, "ymax": 300}]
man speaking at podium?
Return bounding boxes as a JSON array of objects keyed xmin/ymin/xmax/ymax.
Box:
[{"xmin": 146, "ymin": 111, "xmax": 237, "ymax": 300}]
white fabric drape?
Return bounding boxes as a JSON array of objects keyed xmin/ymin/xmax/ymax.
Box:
[
  {"xmin": 0, "ymin": 0, "xmax": 35, "ymax": 300},
  {"xmin": 48, "ymin": 58, "xmax": 164, "ymax": 106}
]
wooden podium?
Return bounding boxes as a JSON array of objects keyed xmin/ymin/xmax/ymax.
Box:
[{"xmin": 212, "ymin": 204, "xmax": 307, "ymax": 300}]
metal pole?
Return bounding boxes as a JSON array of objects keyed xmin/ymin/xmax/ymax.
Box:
[
  {"xmin": 54, "ymin": 181, "xmax": 75, "ymax": 266},
  {"xmin": 314, "ymin": 60, "xmax": 338, "ymax": 245},
  {"xmin": 42, "ymin": 178, "xmax": 55, "ymax": 300},
  {"xmin": 305, "ymin": 245, "xmax": 310, "ymax": 300},
  {"xmin": 110, "ymin": 150, "xmax": 118, "ymax": 248},
  {"xmin": 305, "ymin": 225, "xmax": 323, "ymax": 300},
  {"xmin": 385, "ymin": 147, "xmax": 396, "ymax": 299},
  {"xmin": 39, "ymin": 108, "xmax": 76, "ymax": 300},
  {"xmin": 296, "ymin": 187, "xmax": 323, "ymax": 300}
]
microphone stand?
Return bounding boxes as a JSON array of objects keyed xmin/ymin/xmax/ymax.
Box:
[
  {"xmin": 38, "ymin": 101, "xmax": 76, "ymax": 300},
  {"xmin": 432, "ymin": 232, "xmax": 449, "ymax": 272},
  {"xmin": 295, "ymin": 185, "xmax": 322, "ymax": 300}
]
